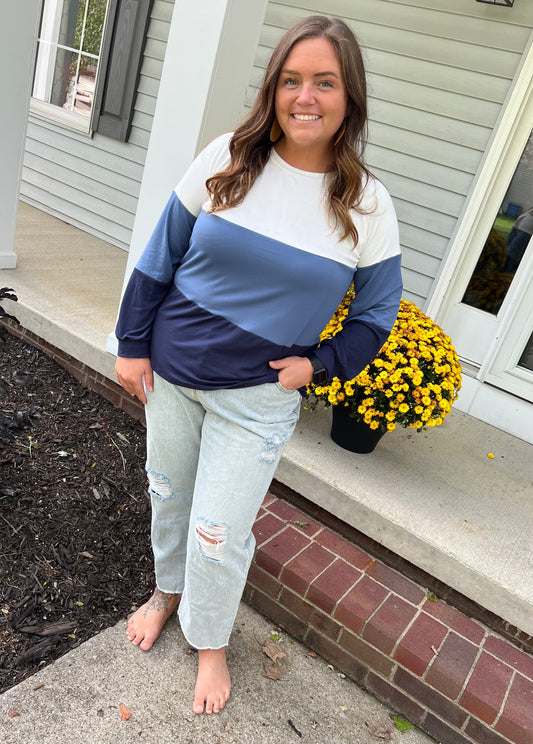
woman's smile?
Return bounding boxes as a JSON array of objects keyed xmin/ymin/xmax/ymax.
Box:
[{"xmin": 291, "ymin": 114, "xmax": 321, "ymax": 120}]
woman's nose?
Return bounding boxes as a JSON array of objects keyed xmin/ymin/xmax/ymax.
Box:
[{"xmin": 296, "ymin": 82, "xmax": 316, "ymax": 104}]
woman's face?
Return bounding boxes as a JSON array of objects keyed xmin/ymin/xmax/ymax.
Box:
[{"xmin": 274, "ymin": 37, "xmax": 348, "ymax": 171}]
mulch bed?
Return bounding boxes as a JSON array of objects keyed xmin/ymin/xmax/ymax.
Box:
[{"xmin": 0, "ymin": 329, "xmax": 153, "ymax": 694}]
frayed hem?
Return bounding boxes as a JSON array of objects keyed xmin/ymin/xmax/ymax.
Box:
[
  {"xmin": 155, "ymin": 582, "xmax": 184, "ymax": 595},
  {"xmin": 178, "ymin": 609, "xmax": 230, "ymax": 650}
]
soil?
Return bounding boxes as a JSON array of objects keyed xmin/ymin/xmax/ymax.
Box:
[{"xmin": 0, "ymin": 329, "xmax": 153, "ymax": 694}]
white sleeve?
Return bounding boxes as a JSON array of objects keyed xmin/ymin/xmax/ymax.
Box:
[{"xmin": 174, "ymin": 132, "xmax": 233, "ymax": 216}]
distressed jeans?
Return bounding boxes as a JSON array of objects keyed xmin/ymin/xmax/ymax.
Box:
[{"xmin": 144, "ymin": 372, "xmax": 301, "ymax": 649}]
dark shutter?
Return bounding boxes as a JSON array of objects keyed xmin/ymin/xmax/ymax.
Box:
[{"xmin": 93, "ymin": 0, "xmax": 154, "ymax": 141}]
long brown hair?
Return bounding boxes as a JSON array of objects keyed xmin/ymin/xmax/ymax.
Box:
[{"xmin": 206, "ymin": 16, "xmax": 370, "ymax": 245}]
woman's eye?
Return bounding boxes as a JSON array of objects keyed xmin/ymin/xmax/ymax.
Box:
[
  {"xmin": 318, "ymin": 80, "xmax": 333, "ymax": 88},
  {"xmin": 285, "ymin": 78, "xmax": 299, "ymax": 87}
]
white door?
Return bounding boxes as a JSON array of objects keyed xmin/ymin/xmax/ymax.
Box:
[
  {"xmin": 456, "ymin": 129, "xmax": 533, "ymax": 403},
  {"xmin": 435, "ymin": 47, "xmax": 533, "ymax": 412}
]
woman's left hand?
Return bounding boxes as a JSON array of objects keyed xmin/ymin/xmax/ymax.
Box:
[{"xmin": 269, "ymin": 356, "xmax": 314, "ymax": 390}]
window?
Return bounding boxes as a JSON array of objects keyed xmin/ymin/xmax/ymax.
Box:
[
  {"xmin": 33, "ymin": 0, "xmax": 109, "ymax": 127},
  {"xmin": 32, "ymin": 0, "xmax": 154, "ymax": 141},
  {"xmin": 462, "ymin": 129, "xmax": 533, "ymax": 315}
]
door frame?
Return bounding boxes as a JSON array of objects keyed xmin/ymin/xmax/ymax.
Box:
[
  {"xmin": 424, "ymin": 30, "xmax": 533, "ymax": 443},
  {"xmin": 427, "ymin": 31, "xmax": 533, "ymax": 327}
]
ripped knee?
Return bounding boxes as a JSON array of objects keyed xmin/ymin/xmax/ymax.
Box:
[
  {"xmin": 195, "ymin": 518, "xmax": 228, "ymax": 563},
  {"xmin": 259, "ymin": 432, "xmax": 290, "ymax": 464},
  {"xmin": 147, "ymin": 469, "xmax": 175, "ymax": 501}
]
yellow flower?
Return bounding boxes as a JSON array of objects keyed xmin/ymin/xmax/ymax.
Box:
[{"xmin": 307, "ymin": 295, "xmax": 461, "ymax": 433}]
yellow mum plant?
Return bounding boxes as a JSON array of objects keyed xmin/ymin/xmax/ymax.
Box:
[{"xmin": 306, "ymin": 287, "xmax": 462, "ymax": 433}]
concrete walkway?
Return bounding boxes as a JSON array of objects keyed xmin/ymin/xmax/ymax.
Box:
[{"xmin": 0, "ymin": 604, "xmax": 436, "ymax": 744}]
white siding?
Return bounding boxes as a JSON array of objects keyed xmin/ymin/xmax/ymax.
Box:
[
  {"xmin": 250, "ymin": 0, "xmax": 533, "ymax": 307},
  {"xmin": 20, "ymin": 0, "xmax": 175, "ymax": 251}
]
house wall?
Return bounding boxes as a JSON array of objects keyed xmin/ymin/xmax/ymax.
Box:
[
  {"xmin": 249, "ymin": 0, "xmax": 533, "ymax": 309},
  {"xmin": 19, "ymin": 0, "xmax": 175, "ymax": 252}
]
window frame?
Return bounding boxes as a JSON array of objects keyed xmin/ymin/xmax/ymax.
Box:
[{"xmin": 30, "ymin": 0, "xmax": 154, "ymax": 142}]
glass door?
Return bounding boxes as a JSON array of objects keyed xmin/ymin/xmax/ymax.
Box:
[
  {"xmin": 441, "ymin": 124, "xmax": 533, "ymax": 405},
  {"xmin": 462, "ymin": 129, "xmax": 533, "ymax": 319},
  {"xmin": 482, "ymin": 266, "xmax": 533, "ymax": 402}
]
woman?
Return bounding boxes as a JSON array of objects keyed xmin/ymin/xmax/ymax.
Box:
[{"xmin": 115, "ymin": 15, "xmax": 402, "ymax": 715}]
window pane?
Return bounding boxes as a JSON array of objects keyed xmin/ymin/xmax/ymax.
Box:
[
  {"xmin": 58, "ymin": 0, "xmax": 86, "ymax": 49},
  {"xmin": 73, "ymin": 54, "xmax": 97, "ymax": 115},
  {"xmin": 462, "ymin": 130, "xmax": 533, "ymax": 315},
  {"xmin": 33, "ymin": 43, "xmax": 76, "ymax": 109},
  {"xmin": 519, "ymin": 333, "xmax": 533, "ymax": 372},
  {"xmin": 80, "ymin": 0, "xmax": 108, "ymax": 56}
]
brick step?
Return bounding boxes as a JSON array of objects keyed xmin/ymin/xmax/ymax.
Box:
[{"xmin": 245, "ymin": 492, "xmax": 533, "ymax": 744}]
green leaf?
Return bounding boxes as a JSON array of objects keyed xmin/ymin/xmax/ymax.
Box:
[
  {"xmin": 426, "ymin": 592, "xmax": 438, "ymax": 602},
  {"xmin": 394, "ymin": 716, "xmax": 414, "ymax": 733}
]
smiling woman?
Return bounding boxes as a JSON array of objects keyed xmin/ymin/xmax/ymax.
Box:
[
  {"xmin": 274, "ymin": 37, "xmax": 348, "ymax": 172},
  {"xmin": 114, "ymin": 14, "xmax": 402, "ymax": 717}
]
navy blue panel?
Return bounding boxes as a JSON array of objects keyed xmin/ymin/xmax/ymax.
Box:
[
  {"xmin": 116, "ymin": 268, "xmax": 171, "ymax": 358},
  {"xmin": 149, "ymin": 285, "xmax": 309, "ymax": 389}
]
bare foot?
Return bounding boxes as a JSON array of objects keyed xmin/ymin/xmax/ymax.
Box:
[
  {"xmin": 126, "ymin": 588, "xmax": 180, "ymax": 651},
  {"xmin": 193, "ymin": 647, "xmax": 231, "ymax": 714}
]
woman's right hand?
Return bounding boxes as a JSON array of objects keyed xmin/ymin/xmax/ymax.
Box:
[{"xmin": 115, "ymin": 357, "xmax": 154, "ymax": 405}]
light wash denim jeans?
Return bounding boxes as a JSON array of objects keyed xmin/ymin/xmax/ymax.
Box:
[{"xmin": 144, "ymin": 372, "xmax": 301, "ymax": 649}]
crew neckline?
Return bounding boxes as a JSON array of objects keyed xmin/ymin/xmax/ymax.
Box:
[{"xmin": 269, "ymin": 147, "xmax": 326, "ymax": 179}]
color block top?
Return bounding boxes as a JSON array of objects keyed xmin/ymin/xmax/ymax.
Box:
[{"xmin": 116, "ymin": 133, "xmax": 402, "ymax": 389}]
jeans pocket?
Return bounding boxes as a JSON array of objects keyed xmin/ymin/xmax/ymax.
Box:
[{"xmin": 275, "ymin": 381, "xmax": 297, "ymax": 394}]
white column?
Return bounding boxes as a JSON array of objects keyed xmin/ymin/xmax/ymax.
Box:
[
  {"xmin": 107, "ymin": 0, "xmax": 267, "ymax": 353},
  {"xmin": 0, "ymin": 1, "xmax": 41, "ymax": 269}
]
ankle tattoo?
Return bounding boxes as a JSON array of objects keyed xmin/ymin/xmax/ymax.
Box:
[{"xmin": 143, "ymin": 588, "xmax": 177, "ymax": 617}]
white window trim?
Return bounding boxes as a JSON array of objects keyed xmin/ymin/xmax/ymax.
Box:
[{"xmin": 29, "ymin": 97, "xmax": 93, "ymax": 134}]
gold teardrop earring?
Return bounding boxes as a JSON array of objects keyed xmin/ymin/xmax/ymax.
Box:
[
  {"xmin": 334, "ymin": 120, "xmax": 347, "ymax": 146},
  {"xmin": 270, "ymin": 119, "xmax": 282, "ymax": 143}
]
